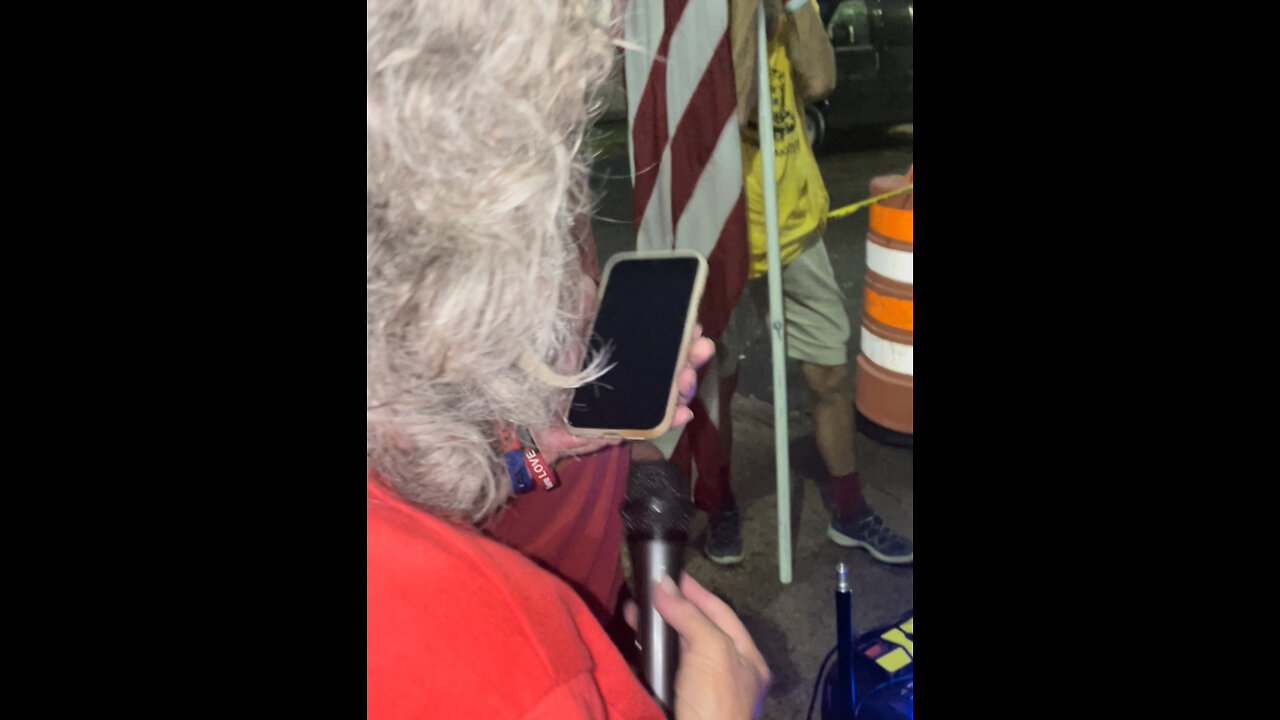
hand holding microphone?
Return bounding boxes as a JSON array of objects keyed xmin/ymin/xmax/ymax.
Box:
[
  {"xmin": 623, "ymin": 461, "xmax": 695, "ymax": 712},
  {"xmin": 623, "ymin": 572, "xmax": 772, "ymax": 720},
  {"xmin": 623, "ymin": 461, "xmax": 771, "ymax": 720},
  {"xmin": 618, "ymin": 321, "xmax": 767, "ymax": 718}
]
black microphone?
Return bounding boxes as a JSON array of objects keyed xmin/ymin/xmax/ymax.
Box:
[{"xmin": 622, "ymin": 460, "xmax": 694, "ymax": 715}]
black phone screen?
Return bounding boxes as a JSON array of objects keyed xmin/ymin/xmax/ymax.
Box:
[{"xmin": 567, "ymin": 256, "xmax": 700, "ymax": 432}]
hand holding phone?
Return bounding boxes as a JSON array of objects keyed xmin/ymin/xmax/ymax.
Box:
[{"xmin": 566, "ymin": 251, "xmax": 708, "ymax": 440}]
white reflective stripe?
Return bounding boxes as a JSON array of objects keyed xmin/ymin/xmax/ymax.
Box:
[
  {"xmin": 673, "ymin": 116, "xmax": 741, "ymax": 256},
  {"xmin": 635, "ymin": 145, "xmax": 674, "ymax": 251},
  {"xmin": 861, "ymin": 326, "xmax": 913, "ymax": 376},
  {"xmin": 665, "ymin": 0, "xmax": 727, "ymax": 132},
  {"xmin": 866, "ymin": 240, "xmax": 913, "ymax": 285}
]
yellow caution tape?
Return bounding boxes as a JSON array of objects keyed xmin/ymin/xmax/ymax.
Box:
[{"xmin": 828, "ymin": 184, "xmax": 914, "ymax": 220}]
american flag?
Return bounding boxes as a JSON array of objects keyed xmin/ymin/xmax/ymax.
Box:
[{"xmin": 624, "ymin": 0, "xmax": 748, "ymax": 487}]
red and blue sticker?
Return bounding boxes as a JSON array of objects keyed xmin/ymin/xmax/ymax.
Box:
[{"xmin": 497, "ymin": 424, "xmax": 560, "ymax": 494}]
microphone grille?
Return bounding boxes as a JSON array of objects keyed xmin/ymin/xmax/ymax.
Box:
[{"xmin": 622, "ymin": 460, "xmax": 694, "ymax": 541}]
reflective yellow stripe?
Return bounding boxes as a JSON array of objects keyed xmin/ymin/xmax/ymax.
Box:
[
  {"xmin": 875, "ymin": 647, "xmax": 911, "ymax": 673},
  {"xmin": 879, "ymin": 628, "xmax": 913, "ymax": 658}
]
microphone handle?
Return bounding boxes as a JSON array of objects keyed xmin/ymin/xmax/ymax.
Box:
[{"xmin": 630, "ymin": 539, "xmax": 684, "ymax": 715}]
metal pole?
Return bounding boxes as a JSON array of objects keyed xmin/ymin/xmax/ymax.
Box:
[{"xmin": 756, "ymin": 0, "xmax": 792, "ymax": 584}]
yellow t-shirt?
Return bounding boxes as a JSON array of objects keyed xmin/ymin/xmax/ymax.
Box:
[{"xmin": 740, "ymin": 13, "xmax": 829, "ymax": 279}]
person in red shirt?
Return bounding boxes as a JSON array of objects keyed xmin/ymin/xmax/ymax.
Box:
[{"xmin": 366, "ymin": 0, "xmax": 771, "ymax": 717}]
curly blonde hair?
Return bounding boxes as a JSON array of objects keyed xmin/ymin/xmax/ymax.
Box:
[{"xmin": 367, "ymin": 0, "xmax": 615, "ymax": 522}]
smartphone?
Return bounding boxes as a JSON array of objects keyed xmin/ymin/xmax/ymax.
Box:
[{"xmin": 566, "ymin": 250, "xmax": 708, "ymax": 440}]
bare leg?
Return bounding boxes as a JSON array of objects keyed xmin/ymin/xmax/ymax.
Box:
[
  {"xmin": 805, "ymin": 362, "xmax": 913, "ymax": 563},
  {"xmin": 800, "ymin": 361, "xmax": 855, "ymax": 477}
]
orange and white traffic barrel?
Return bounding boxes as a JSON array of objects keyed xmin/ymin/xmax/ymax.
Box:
[{"xmin": 854, "ymin": 174, "xmax": 913, "ymax": 435}]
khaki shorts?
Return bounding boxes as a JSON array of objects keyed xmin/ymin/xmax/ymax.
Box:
[{"xmin": 718, "ymin": 238, "xmax": 851, "ymax": 376}]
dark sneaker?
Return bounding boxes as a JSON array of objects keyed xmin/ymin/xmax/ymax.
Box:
[
  {"xmin": 827, "ymin": 507, "xmax": 913, "ymax": 564},
  {"xmin": 704, "ymin": 509, "xmax": 744, "ymax": 565}
]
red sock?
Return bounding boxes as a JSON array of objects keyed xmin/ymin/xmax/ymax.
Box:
[{"xmin": 831, "ymin": 471, "xmax": 866, "ymax": 521}]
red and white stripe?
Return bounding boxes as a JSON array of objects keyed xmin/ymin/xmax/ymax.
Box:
[
  {"xmin": 625, "ymin": 0, "xmax": 747, "ymax": 345},
  {"xmin": 624, "ymin": 0, "xmax": 749, "ymax": 480}
]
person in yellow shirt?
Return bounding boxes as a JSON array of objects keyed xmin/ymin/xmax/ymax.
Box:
[{"xmin": 700, "ymin": 0, "xmax": 912, "ymax": 566}]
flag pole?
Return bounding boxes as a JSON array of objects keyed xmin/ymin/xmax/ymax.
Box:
[{"xmin": 756, "ymin": 0, "xmax": 792, "ymax": 584}]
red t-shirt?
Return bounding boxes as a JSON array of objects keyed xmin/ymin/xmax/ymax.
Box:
[
  {"xmin": 367, "ymin": 475, "xmax": 661, "ymax": 719},
  {"xmin": 485, "ymin": 444, "xmax": 630, "ymax": 623}
]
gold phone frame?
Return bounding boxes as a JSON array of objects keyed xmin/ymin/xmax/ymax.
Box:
[{"xmin": 565, "ymin": 250, "xmax": 708, "ymax": 440}]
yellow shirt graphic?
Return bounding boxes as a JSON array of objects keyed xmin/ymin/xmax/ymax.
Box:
[{"xmin": 740, "ymin": 14, "xmax": 830, "ymax": 279}]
